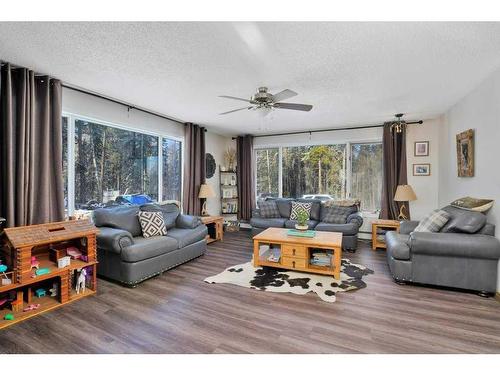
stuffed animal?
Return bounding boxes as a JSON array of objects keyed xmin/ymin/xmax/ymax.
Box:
[{"xmin": 76, "ymin": 268, "xmax": 87, "ymax": 294}]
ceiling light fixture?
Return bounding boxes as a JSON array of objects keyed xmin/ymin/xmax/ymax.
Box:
[{"xmin": 390, "ymin": 113, "xmax": 407, "ymax": 133}]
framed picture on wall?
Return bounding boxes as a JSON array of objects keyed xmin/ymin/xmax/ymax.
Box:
[
  {"xmin": 414, "ymin": 141, "xmax": 429, "ymax": 156},
  {"xmin": 413, "ymin": 163, "xmax": 431, "ymax": 176},
  {"xmin": 456, "ymin": 129, "xmax": 474, "ymax": 177}
]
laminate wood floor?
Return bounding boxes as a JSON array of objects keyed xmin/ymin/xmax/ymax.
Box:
[{"xmin": 1, "ymin": 231, "xmax": 499, "ymax": 354}]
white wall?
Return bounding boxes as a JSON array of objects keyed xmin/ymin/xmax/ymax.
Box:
[
  {"xmin": 438, "ymin": 65, "xmax": 500, "ymax": 291},
  {"xmin": 62, "ymin": 87, "xmax": 184, "ymax": 138},
  {"xmin": 205, "ymin": 133, "xmax": 236, "ymax": 216},
  {"xmin": 406, "ymin": 119, "xmax": 441, "ymax": 220}
]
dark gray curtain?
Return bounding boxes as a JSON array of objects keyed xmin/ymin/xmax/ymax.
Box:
[
  {"xmin": 236, "ymin": 135, "xmax": 255, "ymax": 221},
  {"xmin": 0, "ymin": 63, "xmax": 64, "ymax": 227},
  {"xmin": 380, "ymin": 122, "xmax": 409, "ymax": 220},
  {"xmin": 182, "ymin": 122, "xmax": 205, "ymax": 215}
]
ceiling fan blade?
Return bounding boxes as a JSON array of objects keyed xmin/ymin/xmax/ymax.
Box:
[
  {"xmin": 273, "ymin": 102, "xmax": 313, "ymax": 111},
  {"xmin": 219, "ymin": 95, "xmax": 251, "ymax": 103},
  {"xmin": 219, "ymin": 106, "xmax": 251, "ymax": 115},
  {"xmin": 272, "ymin": 89, "xmax": 298, "ymax": 102}
]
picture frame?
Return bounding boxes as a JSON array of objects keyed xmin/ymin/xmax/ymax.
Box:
[
  {"xmin": 456, "ymin": 129, "xmax": 474, "ymax": 177},
  {"xmin": 413, "ymin": 163, "xmax": 431, "ymax": 176},
  {"xmin": 414, "ymin": 141, "xmax": 429, "ymax": 156}
]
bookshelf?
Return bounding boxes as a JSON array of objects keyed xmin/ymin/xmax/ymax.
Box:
[{"xmin": 219, "ymin": 166, "xmax": 239, "ymax": 221}]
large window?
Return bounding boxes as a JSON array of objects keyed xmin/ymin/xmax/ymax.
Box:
[
  {"xmin": 351, "ymin": 143, "xmax": 383, "ymax": 212},
  {"xmin": 255, "ymin": 141, "xmax": 382, "ymax": 212},
  {"xmin": 282, "ymin": 145, "xmax": 346, "ymax": 199},
  {"xmin": 255, "ymin": 148, "xmax": 279, "ymax": 199},
  {"xmin": 162, "ymin": 138, "xmax": 182, "ymax": 202},
  {"xmin": 63, "ymin": 115, "xmax": 183, "ymax": 214}
]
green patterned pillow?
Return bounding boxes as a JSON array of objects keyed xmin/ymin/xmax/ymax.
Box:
[{"xmin": 450, "ymin": 197, "xmax": 494, "ymax": 212}]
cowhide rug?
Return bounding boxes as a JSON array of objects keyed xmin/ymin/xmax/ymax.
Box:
[{"xmin": 204, "ymin": 259, "xmax": 373, "ymax": 303}]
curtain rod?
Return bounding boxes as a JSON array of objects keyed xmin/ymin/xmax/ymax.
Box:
[
  {"xmin": 62, "ymin": 84, "xmax": 185, "ymax": 125},
  {"xmin": 231, "ymin": 120, "xmax": 423, "ymax": 140}
]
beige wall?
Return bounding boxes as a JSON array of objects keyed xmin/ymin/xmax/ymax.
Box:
[{"xmin": 406, "ymin": 118, "xmax": 441, "ymax": 220}]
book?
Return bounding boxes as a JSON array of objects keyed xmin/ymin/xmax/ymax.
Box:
[{"xmin": 286, "ymin": 229, "xmax": 316, "ymax": 238}]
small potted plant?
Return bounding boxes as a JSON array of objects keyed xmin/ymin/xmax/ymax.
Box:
[{"xmin": 295, "ymin": 208, "xmax": 309, "ymax": 231}]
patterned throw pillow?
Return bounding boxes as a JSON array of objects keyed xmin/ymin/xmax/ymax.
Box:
[
  {"xmin": 413, "ymin": 209, "xmax": 451, "ymax": 233},
  {"xmin": 289, "ymin": 201, "xmax": 312, "ymax": 220},
  {"xmin": 137, "ymin": 211, "xmax": 167, "ymax": 238},
  {"xmin": 322, "ymin": 206, "xmax": 352, "ymax": 224},
  {"xmin": 258, "ymin": 201, "xmax": 281, "ymax": 218}
]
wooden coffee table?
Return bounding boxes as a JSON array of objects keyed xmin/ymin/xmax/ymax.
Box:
[{"xmin": 253, "ymin": 228, "xmax": 343, "ymax": 279}]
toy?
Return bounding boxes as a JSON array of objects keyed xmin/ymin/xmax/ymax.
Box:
[
  {"xmin": 30, "ymin": 256, "xmax": 40, "ymax": 270},
  {"xmin": 0, "ymin": 298, "xmax": 12, "ymax": 308},
  {"xmin": 66, "ymin": 247, "xmax": 83, "ymax": 260},
  {"xmin": 11, "ymin": 299, "xmax": 23, "ymax": 313},
  {"xmin": 35, "ymin": 267, "xmax": 50, "ymax": 276},
  {"xmin": 76, "ymin": 268, "xmax": 87, "ymax": 294},
  {"xmin": 23, "ymin": 303, "xmax": 40, "ymax": 312},
  {"xmin": 35, "ymin": 288, "xmax": 46, "ymax": 298},
  {"xmin": 49, "ymin": 282, "xmax": 58, "ymax": 297},
  {"xmin": 49, "ymin": 247, "xmax": 67, "ymax": 263},
  {"xmin": 3, "ymin": 313, "xmax": 14, "ymax": 320},
  {"xmin": 0, "ymin": 262, "xmax": 12, "ymax": 285},
  {"xmin": 57, "ymin": 256, "xmax": 71, "ymax": 268}
]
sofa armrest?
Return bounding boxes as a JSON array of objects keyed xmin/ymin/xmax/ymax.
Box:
[
  {"xmin": 176, "ymin": 214, "xmax": 202, "ymax": 229},
  {"xmin": 252, "ymin": 208, "xmax": 261, "ymax": 218},
  {"xmin": 400, "ymin": 220, "xmax": 419, "ymax": 234},
  {"xmin": 97, "ymin": 227, "xmax": 134, "ymax": 254},
  {"xmin": 346, "ymin": 213, "xmax": 363, "ymax": 228},
  {"xmin": 409, "ymin": 232, "xmax": 500, "ymax": 260}
]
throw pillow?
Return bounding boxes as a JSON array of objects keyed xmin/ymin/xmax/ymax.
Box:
[
  {"xmin": 289, "ymin": 201, "xmax": 312, "ymax": 220},
  {"xmin": 322, "ymin": 206, "xmax": 352, "ymax": 224},
  {"xmin": 258, "ymin": 201, "xmax": 281, "ymax": 218},
  {"xmin": 413, "ymin": 209, "xmax": 451, "ymax": 233},
  {"xmin": 450, "ymin": 197, "xmax": 494, "ymax": 213},
  {"xmin": 137, "ymin": 211, "xmax": 167, "ymax": 238}
]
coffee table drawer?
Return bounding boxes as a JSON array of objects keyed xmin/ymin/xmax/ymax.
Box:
[
  {"xmin": 282, "ymin": 244, "xmax": 307, "ymax": 258},
  {"xmin": 282, "ymin": 256, "xmax": 307, "ymax": 270}
]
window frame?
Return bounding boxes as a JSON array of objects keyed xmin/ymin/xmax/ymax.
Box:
[
  {"xmin": 253, "ymin": 138, "xmax": 382, "ymax": 213},
  {"xmin": 63, "ymin": 112, "xmax": 184, "ymax": 216}
]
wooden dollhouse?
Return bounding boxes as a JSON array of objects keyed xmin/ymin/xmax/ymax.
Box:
[{"xmin": 0, "ymin": 219, "xmax": 99, "ymax": 329}]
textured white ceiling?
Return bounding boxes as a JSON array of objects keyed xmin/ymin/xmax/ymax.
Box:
[{"xmin": 1, "ymin": 22, "xmax": 500, "ymax": 136}]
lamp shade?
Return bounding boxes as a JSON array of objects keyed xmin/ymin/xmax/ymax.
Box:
[
  {"xmin": 394, "ymin": 184, "xmax": 417, "ymax": 202},
  {"xmin": 198, "ymin": 183, "xmax": 215, "ymax": 199}
]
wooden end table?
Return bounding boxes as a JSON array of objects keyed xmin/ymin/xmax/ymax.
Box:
[
  {"xmin": 201, "ymin": 216, "xmax": 224, "ymax": 244},
  {"xmin": 371, "ymin": 219, "xmax": 400, "ymax": 250},
  {"xmin": 253, "ymin": 228, "xmax": 343, "ymax": 280}
]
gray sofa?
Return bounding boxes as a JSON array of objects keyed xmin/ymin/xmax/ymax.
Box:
[
  {"xmin": 386, "ymin": 205, "xmax": 500, "ymax": 295},
  {"xmin": 250, "ymin": 198, "xmax": 363, "ymax": 251},
  {"xmin": 94, "ymin": 203, "xmax": 207, "ymax": 286}
]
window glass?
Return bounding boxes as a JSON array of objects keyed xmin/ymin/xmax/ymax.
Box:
[
  {"xmin": 350, "ymin": 143, "xmax": 383, "ymax": 212},
  {"xmin": 255, "ymin": 148, "xmax": 279, "ymax": 200},
  {"xmin": 162, "ymin": 138, "xmax": 182, "ymax": 202}
]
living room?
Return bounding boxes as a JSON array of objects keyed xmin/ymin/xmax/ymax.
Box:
[{"xmin": 1, "ymin": 1, "xmax": 500, "ymax": 372}]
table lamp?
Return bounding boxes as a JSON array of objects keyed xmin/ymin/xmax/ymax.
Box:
[
  {"xmin": 199, "ymin": 183, "xmax": 215, "ymax": 216},
  {"xmin": 394, "ymin": 184, "xmax": 417, "ymax": 220}
]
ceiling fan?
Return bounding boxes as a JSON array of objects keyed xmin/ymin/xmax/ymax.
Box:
[{"xmin": 219, "ymin": 87, "xmax": 313, "ymax": 115}]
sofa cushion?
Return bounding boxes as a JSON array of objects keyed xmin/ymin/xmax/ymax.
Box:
[
  {"xmin": 140, "ymin": 203, "xmax": 179, "ymax": 229},
  {"xmin": 386, "ymin": 232, "xmax": 411, "ymax": 260},
  {"xmin": 121, "ymin": 236, "xmax": 178, "ymax": 262},
  {"xmin": 284, "ymin": 219, "xmax": 319, "ymax": 230},
  {"xmin": 321, "ymin": 205, "xmax": 356, "ymax": 224},
  {"xmin": 166, "ymin": 226, "xmax": 208, "ymax": 248},
  {"xmin": 258, "ymin": 200, "xmax": 281, "ymax": 218},
  {"xmin": 273, "ymin": 198, "xmax": 292, "ymax": 218},
  {"xmin": 250, "ymin": 217, "xmax": 286, "ymax": 229},
  {"xmin": 413, "ymin": 209, "xmax": 450, "ymax": 233},
  {"xmin": 296, "ymin": 199, "xmax": 322, "ymax": 221},
  {"xmin": 93, "ymin": 205, "xmax": 142, "ymax": 237},
  {"xmin": 450, "ymin": 196, "xmax": 494, "ymax": 212},
  {"xmin": 290, "ymin": 201, "xmax": 312, "ymax": 220},
  {"xmin": 315, "ymin": 222, "xmax": 359, "ymax": 236},
  {"xmin": 440, "ymin": 205, "xmax": 486, "ymax": 234},
  {"xmin": 138, "ymin": 211, "xmax": 167, "ymax": 238}
]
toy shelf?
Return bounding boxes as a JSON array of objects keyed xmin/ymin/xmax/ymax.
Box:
[{"xmin": 0, "ymin": 219, "xmax": 99, "ymax": 329}]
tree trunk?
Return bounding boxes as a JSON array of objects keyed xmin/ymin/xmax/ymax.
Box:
[
  {"xmin": 318, "ymin": 159, "xmax": 322, "ymax": 193},
  {"xmin": 99, "ymin": 128, "xmax": 107, "ymax": 201},
  {"xmin": 266, "ymin": 149, "xmax": 271, "ymax": 193}
]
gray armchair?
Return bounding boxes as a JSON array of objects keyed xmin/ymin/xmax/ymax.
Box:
[
  {"xmin": 94, "ymin": 204, "xmax": 207, "ymax": 286},
  {"xmin": 386, "ymin": 206, "xmax": 500, "ymax": 295}
]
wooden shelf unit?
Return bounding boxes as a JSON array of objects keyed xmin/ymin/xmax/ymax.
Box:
[
  {"xmin": 219, "ymin": 167, "xmax": 239, "ymax": 216},
  {"xmin": 0, "ymin": 219, "xmax": 99, "ymax": 329}
]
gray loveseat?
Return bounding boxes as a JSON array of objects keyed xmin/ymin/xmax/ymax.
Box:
[
  {"xmin": 386, "ymin": 205, "xmax": 500, "ymax": 295},
  {"xmin": 94, "ymin": 203, "xmax": 207, "ymax": 286},
  {"xmin": 250, "ymin": 198, "xmax": 363, "ymax": 251}
]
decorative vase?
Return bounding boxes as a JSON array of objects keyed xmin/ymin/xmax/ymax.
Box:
[{"xmin": 295, "ymin": 224, "xmax": 308, "ymax": 231}]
